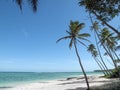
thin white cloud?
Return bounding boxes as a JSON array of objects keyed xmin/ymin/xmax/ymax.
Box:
[
  {"xmin": 0, "ymin": 60, "xmax": 15, "ymax": 64},
  {"xmin": 0, "ymin": 58, "xmax": 24, "ymax": 64},
  {"xmin": 35, "ymin": 61, "xmax": 57, "ymax": 65},
  {"xmin": 21, "ymin": 29, "xmax": 30, "ymax": 38}
]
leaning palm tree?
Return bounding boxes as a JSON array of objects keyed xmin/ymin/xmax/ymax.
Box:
[
  {"xmin": 89, "ymin": 18, "xmax": 111, "ymax": 75},
  {"xmin": 15, "ymin": 0, "xmax": 38, "ymax": 12},
  {"xmin": 87, "ymin": 44, "xmax": 108, "ymax": 76},
  {"xmin": 99, "ymin": 28, "xmax": 118, "ymax": 68},
  {"xmin": 57, "ymin": 21, "xmax": 90, "ymax": 90}
]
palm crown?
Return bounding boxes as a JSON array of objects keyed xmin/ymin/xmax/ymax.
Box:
[
  {"xmin": 88, "ymin": 44, "xmax": 98, "ymax": 57},
  {"xmin": 56, "ymin": 21, "xmax": 90, "ymax": 48},
  {"xmin": 99, "ymin": 28, "xmax": 117, "ymax": 50}
]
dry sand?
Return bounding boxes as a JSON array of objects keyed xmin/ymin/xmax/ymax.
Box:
[{"xmin": 0, "ymin": 75, "xmax": 119, "ymax": 90}]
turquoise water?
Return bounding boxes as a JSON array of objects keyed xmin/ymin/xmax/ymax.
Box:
[{"xmin": 0, "ymin": 72, "xmax": 103, "ymax": 87}]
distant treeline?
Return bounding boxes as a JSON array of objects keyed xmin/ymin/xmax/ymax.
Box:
[{"xmin": 94, "ymin": 70, "xmax": 113, "ymax": 72}]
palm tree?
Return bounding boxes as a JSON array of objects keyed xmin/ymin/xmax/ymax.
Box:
[
  {"xmin": 89, "ymin": 15, "xmax": 111, "ymax": 75},
  {"xmin": 15, "ymin": 0, "xmax": 38, "ymax": 12},
  {"xmin": 57, "ymin": 21, "xmax": 90, "ymax": 90},
  {"xmin": 99, "ymin": 28, "xmax": 118, "ymax": 68},
  {"xmin": 87, "ymin": 44, "xmax": 107, "ymax": 75},
  {"xmin": 99, "ymin": 28, "xmax": 120, "ymax": 78}
]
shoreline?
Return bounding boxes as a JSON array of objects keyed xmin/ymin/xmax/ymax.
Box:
[
  {"xmin": 0, "ymin": 72, "xmax": 103, "ymax": 88},
  {"xmin": 1, "ymin": 74, "xmax": 119, "ymax": 90}
]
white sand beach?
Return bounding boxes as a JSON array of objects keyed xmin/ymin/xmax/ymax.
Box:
[{"xmin": 1, "ymin": 75, "xmax": 119, "ymax": 90}]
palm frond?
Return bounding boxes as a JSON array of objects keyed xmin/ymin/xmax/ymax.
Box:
[
  {"xmin": 99, "ymin": 32, "xmax": 115, "ymax": 46},
  {"xmin": 87, "ymin": 44, "xmax": 98, "ymax": 57},
  {"xmin": 16, "ymin": 0, "xmax": 22, "ymax": 11},
  {"xmin": 88, "ymin": 44, "xmax": 95, "ymax": 51},
  {"xmin": 98, "ymin": 39, "xmax": 104, "ymax": 46},
  {"xmin": 105, "ymin": 33, "xmax": 114, "ymax": 39},
  {"xmin": 92, "ymin": 50, "xmax": 98, "ymax": 57},
  {"xmin": 78, "ymin": 37, "xmax": 90, "ymax": 42},
  {"xmin": 28, "ymin": 0, "xmax": 38, "ymax": 12},
  {"xmin": 116, "ymin": 35, "xmax": 120, "ymax": 40},
  {"xmin": 104, "ymin": 52, "xmax": 108, "ymax": 56},
  {"xmin": 66, "ymin": 30, "xmax": 72, "ymax": 35},
  {"xmin": 56, "ymin": 36, "xmax": 71, "ymax": 43},
  {"xmin": 91, "ymin": 21, "xmax": 99, "ymax": 31},
  {"xmin": 78, "ymin": 33, "xmax": 90, "ymax": 37},
  {"xmin": 115, "ymin": 45, "xmax": 120, "ymax": 51},
  {"xmin": 75, "ymin": 23, "xmax": 85, "ymax": 33},
  {"xmin": 69, "ymin": 21, "xmax": 77, "ymax": 31},
  {"xmin": 77, "ymin": 39, "xmax": 88, "ymax": 48},
  {"xmin": 69, "ymin": 38, "xmax": 74, "ymax": 49}
]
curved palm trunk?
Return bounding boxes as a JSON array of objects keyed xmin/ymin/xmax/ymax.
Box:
[
  {"xmin": 113, "ymin": 50, "xmax": 120, "ymax": 62},
  {"xmin": 94, "ymin": 57, "xmax": 107, "ymax": 75},
  {"xmin": 103, "ymin": 44, "xmax": 117, "ymax": 69},
  {"xmin": 74, "ymin": 41, "xmax": 90, "ymax": 90},
  {"xmin": 97, "ymin": 58, "xmax": 109, "ymax": 75},
  {"xmin": 106, "ymin": 47, "xmax": 120, "ymax": 78},
  {"xmin": 95, "ymin": 30, "xmax": 113, "ymax": 75},
  {"xmin": 106, "ymin": 43, "xmax": 119, "ymax": 68},
  {"xmin": 94, "ymin": 31, "xmax": 111, "ymax": 75}
]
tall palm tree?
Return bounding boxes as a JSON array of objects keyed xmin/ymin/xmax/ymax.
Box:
[
  {"xmin": 15, "ymin": 0, "xmax": 38, "ymax": 12},
  {"xmin": 89, "ymin": 15, "xmax": 111, "ymax": 75},
  {"xmin": 57, "ymin": 21, "xmax": 90, "ymax": 90},
  {"xmin": 99, "ymin": 28, "xmax": 118, "ymax": 68},
  {"xmin": 100, "ymin": 29, "xmax": 120, "ymax": 78}
]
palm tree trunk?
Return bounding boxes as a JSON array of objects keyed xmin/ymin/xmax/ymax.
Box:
[
  {"xmin": 94, "ymin": 57, "xmax": 107, "ymax": 75},
  {"xmin": 106, "ymin": 45, "xmax": 118, "ymax": 68},
  {"xmin": 74, "ymin": 41, "xmax": 90, "ymax": 90},
  {"xmin": 94, "ymin": 31, "xmax": 111, "ymax": 75},
  {"xmin": 107, "ymin": 48, "xmax": 120, "ymax": 78},
  {"xmin": 97, "ymin": 58, "xmax": 109, "ymax": 75},
  {"xmin": 103, "ymin": 44, "xmax": 117, "ymax": 68},
  {"xmin": 113, "ymin": 50, "xmax": 120, "ymax": 62}
]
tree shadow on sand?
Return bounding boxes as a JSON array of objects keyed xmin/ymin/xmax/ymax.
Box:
[
  {"xmin": 0, "ymin": 86, "xmax": 13, "ymax": 89},
  {"xmin": 58, "ymin": 80, "xmax": 112, "ymax": 85},
  {"xmin": 66, "ymin": 87, "xmax": 87, "ymax": 90}
]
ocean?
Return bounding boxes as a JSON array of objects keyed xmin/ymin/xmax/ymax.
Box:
[{"xmin": 0, "ymin": 72, "xmax": 103, "ymax": 87}]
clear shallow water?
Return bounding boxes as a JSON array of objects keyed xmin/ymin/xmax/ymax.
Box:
[{"xmin": 0, "ymin": 72, "xmax": 103, "ymax": 87}]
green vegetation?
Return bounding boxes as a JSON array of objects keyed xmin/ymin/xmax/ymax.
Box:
[
  {"xmin": 94, "ymin": 70, "xmax": 112, "ymax": 72},
  {"xmin": 109, "ymin": 66, "xmax": 120, "ymax": 78}
]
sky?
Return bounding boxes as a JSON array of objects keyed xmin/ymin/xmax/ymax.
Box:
[{"xmin": 0, "ymin": 0, "xmax": 117, "ymax": 72}]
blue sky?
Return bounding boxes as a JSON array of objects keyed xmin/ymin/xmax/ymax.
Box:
[{"xmin": 0, "ymin": 0, "xmax": 116, "ymax": 72}]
